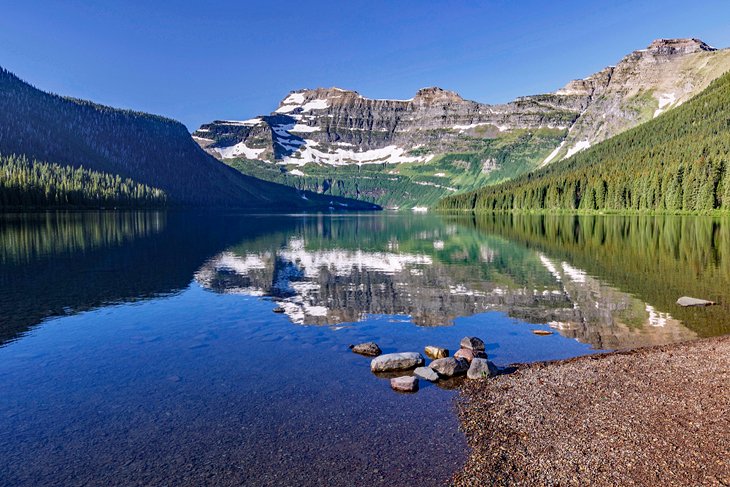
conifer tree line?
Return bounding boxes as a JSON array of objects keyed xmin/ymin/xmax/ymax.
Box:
[
  {"xmin": 0, "ymin": 153, "xmax": 166, "ymax": 208},
  {"xmin": 438, "ymin": 71, "xmax": 730, "ymax": 213}
]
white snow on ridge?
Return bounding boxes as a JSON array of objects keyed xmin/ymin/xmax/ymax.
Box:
[
  {"xmin": 222, "ymin": 118, "xmax": 263, "ymax": 126},
  {"xmin": 541, "ymin": 141, "xmax": 566, "ymax": 167},
  {"xmin": 565, "ymin": 140, "xmax": 590, "ymax": 158},
  {"xmin": 653, "ymin": 92, "xmax": 677, "ymax": 118},
  {"xmin": 215, "ymin": 142, "xmax": 266, "ymax": 160},
  {"xmin": 301, "ymin": 99, "xmax": 329, "ymax": 112},
  {"xmin": 283, "ymin": 93, "xmax": 306, "ymax": 105},
  {"xmin": 282, "ymin": 143, "xmax": 432, "ymax": 166},
  {"xmin": 289, "ymin": 169, "xmax": 305, "ymax": 176}
]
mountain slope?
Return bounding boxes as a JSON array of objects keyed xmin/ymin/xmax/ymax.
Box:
[
  {"xmin": 437, "ymin": 70, "xmax": 730, "ymax": 213},
  {"xmin": 0, "ymin": 67, "xmax": 378, "ymax": 210},
  {"xmin": 193, "ymin": 38, "xmax": 730, "ymax": 208}
]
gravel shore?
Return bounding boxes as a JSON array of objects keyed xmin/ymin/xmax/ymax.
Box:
[{"xmin": 455, "ymin": 336, "xmax": 730, "ymax": 486}]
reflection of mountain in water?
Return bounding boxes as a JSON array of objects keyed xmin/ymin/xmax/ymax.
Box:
[{"xmin": 195, "ymin": 217, "xmax": 698, "ymax": 349}]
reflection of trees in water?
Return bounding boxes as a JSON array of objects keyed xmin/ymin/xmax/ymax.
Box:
[
  {"xmin": 0, "ymin": 212, "xmax": 300, "ymax": 347},
  {"xmin": 470, "ymin": 214, "xmax": 730, "ymax": 337}
]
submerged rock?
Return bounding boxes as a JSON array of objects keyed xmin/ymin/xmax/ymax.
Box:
[
  {"xmin": 414, "ymin": 366, "xmax": 439, "ymax": 382},
  {"xmin": 429, "ymin": 357, "xmax": 469, "ymax": 377},
  {"xmin": 467, "ymin": 358, "xmax": 498, "ymax": 380},
  {"xmin": 371, "ymin": 352, "xmax": 425, "ymax": 372},
  {"xmin": 390, "ymin": 375, "xmax": 419, "ymax": 392},
  {"xmin": 460, "ymin": 336, "xmax": 485, "ymax": 351},
  {"xmin": 424, "ymin": 345, "xmax": 449, "ymax": 359},
  {"xmin": 677, "ymin": 296, "xmax": 716, "ymax": 307},
  {"xmin": 454, "ymin": 348, "xmax": 487, "ymax": 363},
  {"xmin": 349, "ymin": 342, "xmax": 382, "ymax": 356}
]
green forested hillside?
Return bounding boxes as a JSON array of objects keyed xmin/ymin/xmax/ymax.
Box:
[
  {"xmin": 438, "ymin": 71, "xmax": 730, "ymax": 213},
  {"xmin": 224, "ymin": 128, "xmax": 565, "ymax": 208},
  {"xmin": 0, "ymin": 67, "xmax": 377, "ymax": 211},
  {"xmin": 0, "ymin": 154, "xmax": 166, "ymax": 208}
]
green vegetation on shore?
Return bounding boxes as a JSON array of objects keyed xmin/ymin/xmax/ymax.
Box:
[
  {"xmin": 0, "ymin": 154, "xmax": 166, "ymax": 209},
  {"xmin": 438, "ymin": 71, "xmax": 730, "ymax": 213}
]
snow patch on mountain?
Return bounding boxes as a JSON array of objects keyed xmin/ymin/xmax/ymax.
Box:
[
  {"xmin": 215, "ymin": 142, "xmax": 266, "ymax": 159},
  {"xmin": 566, "ymin": 140, "xmax": 590, "ymax": 158}
]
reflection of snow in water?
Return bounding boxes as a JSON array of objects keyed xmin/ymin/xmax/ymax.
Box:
[{"xmin": 646, "ymin": 304, "xmax": 673, "ymax": 327}]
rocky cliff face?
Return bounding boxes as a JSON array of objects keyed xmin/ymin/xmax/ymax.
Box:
[{"xmin": 193, "ymin": 38, "xmax": 730, "ymax": 207}]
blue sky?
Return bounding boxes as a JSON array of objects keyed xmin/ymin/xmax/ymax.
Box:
[{"xmin": 2, "ymin": 0, "xmax": 730, "ymax": 130}]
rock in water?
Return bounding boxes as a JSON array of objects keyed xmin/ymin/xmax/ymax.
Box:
[
  {"xmin": 272, "ymin": 307, "xmax": 286, "ymax": 313},
  {"xmin": 424, "ymin": 345, "xmax": 449, "ymax": 359},
  {"xmin": 349, "ymin": 342, "xmax": 382, "ymax": 356},
  {"xmin": 532, "ymin": 330, "xmax": 553, "ymax": 336},
  {"xmin": 460, "ymin": 336, "xmax": 485, "ymax": 351},
  {"xmin": 454, "ymin": 348, "xmax": 487, "ymax": 363},
  {"xmin": 467, "ymin": 358, "xmax": 498, "ymax": 380},
  {"xmin": 414, "ymin": 366, "xmax": 439, "ymax": 382},
  {"xmin": 677, "ymin": 296, "xmax": 716, "ymax": 307},
  {"xmin": 429, "ymin": 357, "xmax": 469, "ymax": 377},
  {"xmin": 371, "ymin": 352, "xmax": 425, "ymax": 372},
  {"xmin": 390, "ymin": 376, "xmax": 419, "ymax": 392}
]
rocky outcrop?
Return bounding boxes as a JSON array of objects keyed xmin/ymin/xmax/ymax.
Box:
[{"xmin": 429, "ymin": 357, "xmax": 469, "ymax": 377}]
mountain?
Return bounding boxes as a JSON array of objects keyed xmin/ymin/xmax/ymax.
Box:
[
  {"xmin": 438, "ymin": 68, "xmax": 730, "ymax": 212},
  {"xmin": 193, "ymin": 38, "xmax": 730, "ymax": 209},
  {"xmin": 0, "ymin": 67, "xmax": 378, "ymax": 210}
]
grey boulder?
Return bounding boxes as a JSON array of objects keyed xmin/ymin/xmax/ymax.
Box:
[
  {"xmin": 371, "ymin": 352, "xmax": 425, "ymax": 372},
  {"xmin": 350, "ymin": 342, "xmax": 382, "ymax": 356},
  {"xmin": 414, "ymin": 366, "xmax": 439, "ymax": 382},
  {"xmin": 460, "ymin": 336, "xmax": 485, "ymax": 351},
  {"xmin": 467, "ymin": 358, "xmax": 499, "ymax": 380},
  {"xmin": 429, "ymin": 357, "xmax": 469, "ymax": 377},
  {"xmin": 390, "ymin": 376, "xmax": 419, "ymax": 392},
  {"xmin": 454, "ymin": 348, "xmax": 487, "ymax": 363},
  {"xmin": 677, "ymin": 296, "xmax": 716, "ymax": 307}
]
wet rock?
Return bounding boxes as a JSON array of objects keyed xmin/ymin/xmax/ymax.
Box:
[
  {"xmin": 677, "ymin": 296, "xmax": 716, "ymax": 307},
  {"xmin": 370, "ymin": 352, "xmax": 425, "ymax": 372},
  {"xmin": 467, "ymin": 358, "xmax": 498, "ymax": 380},
  {"xmin": 460, "ymin": 336, "xmax": 485, "ymax": 351},
  {"xmin": 424, "ymin": 345, "xmax": 449, "ymax": 359},
  {"xmin": 429, "ymin": 357, "xmax": 469, "ymax": 377},
  {"xmin": 532, "ymin": 330, "xmax": 553, "ymax": 336},
  {"xmin": 414, "ymin": 366, "xmax": 439, "ymax": 382},
  {"xmin": 349, "ymin": 342, "xmax": 382, "ymax": 356},
  {"xmin": 272, "ymin": 307, "xmax": 286, "ymax": 313},
  {"xmin": 390, "ymin": 376, "xmax": 419, "ymax": 392},
  {"xmin": 454, "ymin": 348, "xmax": 487, "ymax": 363}
]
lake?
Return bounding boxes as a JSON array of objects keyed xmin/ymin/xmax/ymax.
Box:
[{"xmin": 1, "ymin": 211, "xmax": 728, "ymax": 486}]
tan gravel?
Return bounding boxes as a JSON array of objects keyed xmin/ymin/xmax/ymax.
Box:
[{"xmin": 455, "ymin": 336, "xmax": 730, "ymax": 486}]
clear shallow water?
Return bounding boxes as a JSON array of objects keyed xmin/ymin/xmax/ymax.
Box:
[{"xmin": 1, "ymin": 211, "xmax": 729, "ymax": 486}]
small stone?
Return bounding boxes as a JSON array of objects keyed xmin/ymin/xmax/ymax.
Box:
[
  {"xmin": 454, "ymin": 348, "xmax": 487, "ymax": 363},
  {"xmin": 532, "ymin": 330, "xmax": 553, "ymax": 336},
  {"xmin": 460, "ymin": 336, "xmax": 485, "ymax": 351},
  {"xmin": 414, "ymin": 366, "xmax": 439, "ymax": 382},
  {"xmin": 677, "ymin": 296, "xmax": 716, "ymax": 307},
  {"xmin": 429, "ymin": 357, "xmax": 469, "ymax": 377},
  {"xmin": 370, "ymin": 352, "xmax": 425, "ymax": 372},
  {"xmin": 467, "ymin": 358, "xmax": 498, "ymax": 380},
  {"xmin": 390, "ymin": 376, "xmax": 419, "ymax": 392},
  {"xmin": 424, "ymin": 345, "xmax": 449, "ymax": 359},
  {"xmin": 349, "ymin": 342, "xmax": 382, "ymax": 356},
  {"xmin": 273, "ymin": 307, "xmax": 286, "ymax": 313}
]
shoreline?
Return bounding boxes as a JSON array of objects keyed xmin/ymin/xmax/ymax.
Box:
[{"xmin": 454, "ymin": 335, "xmax": 730, "ymax": 486}]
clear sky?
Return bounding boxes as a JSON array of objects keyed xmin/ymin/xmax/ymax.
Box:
[{"xmin": 2, "ymin": 0, "xmax": 730, "ymax": 130}]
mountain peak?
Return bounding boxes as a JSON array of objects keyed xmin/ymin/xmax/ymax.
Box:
[
  {"xmin": 645, "ymin": 38, "xmax": 715, "ymax": 55},
  {"xmin": 413, "ymin": 87, "xmax": 463, "ymax": 102}
]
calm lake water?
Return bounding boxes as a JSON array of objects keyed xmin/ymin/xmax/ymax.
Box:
[{"xmin": 1, "ymin": 211, "xmax": 729, "ymax": 486}]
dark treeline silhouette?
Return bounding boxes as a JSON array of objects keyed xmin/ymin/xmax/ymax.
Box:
[
  {"xmin": 439, "ymin": 71, "xmax": 730, "ymax": 213},
  {"xmin": 0, "ymin": 154, "xmax": 166, "ymax": 208}
]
